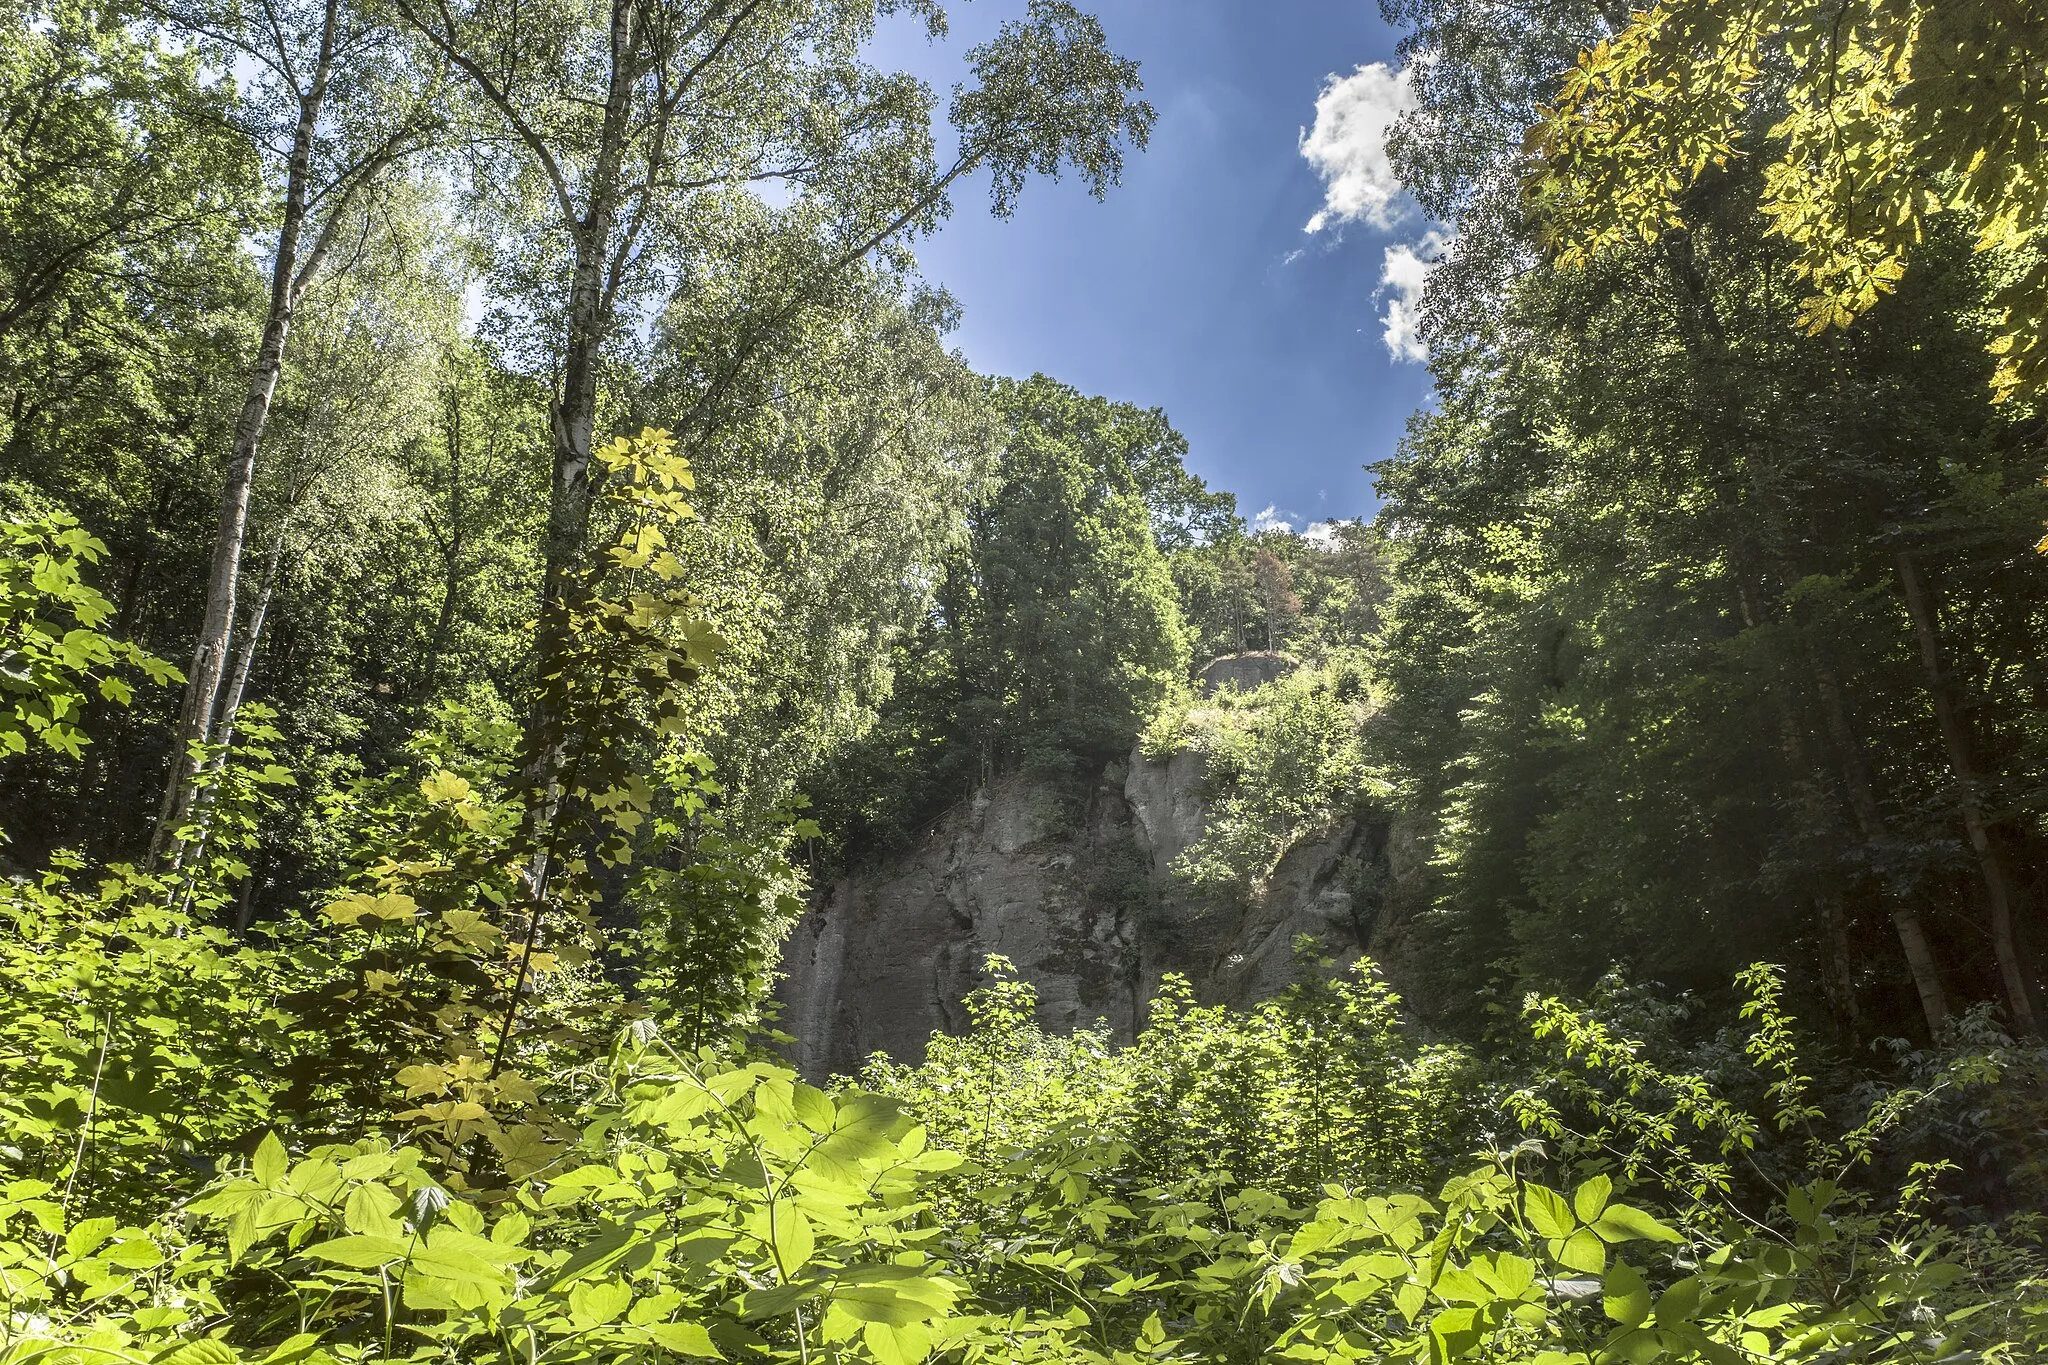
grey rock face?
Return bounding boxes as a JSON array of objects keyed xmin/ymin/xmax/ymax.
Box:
[
  {"xmin": 1125, "ymin": 746, "xmax": 1207, "ymax": 876},
  {"xmin": 1196, "ymin": 652, "xmax": 1299, "ymax": 696},
  {"xmin": 776, "ymin": 742, "xmax": 1385, "ymax": 1078}
]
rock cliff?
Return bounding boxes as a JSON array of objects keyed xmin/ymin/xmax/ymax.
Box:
[
  {"xmin": 776, "ymin": 741, "xmax": 1386, "ymax": 1078},
  {"xmin": 1196, "ymin": 651, "xmax": 1299, "ymax": 696}
]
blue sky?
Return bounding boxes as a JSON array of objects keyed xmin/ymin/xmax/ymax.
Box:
[{"xmin": 874, "ymin": 1, "xmax": 1437, "ymax": 529}]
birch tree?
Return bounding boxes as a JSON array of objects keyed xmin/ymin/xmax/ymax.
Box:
[
  {"xmin": 147, "ymin": 0, "xmax": 444, "ymax": 853},
  {"xmin": 394, "ymin": 0, "xmax": 1152, "ymax": 798}
]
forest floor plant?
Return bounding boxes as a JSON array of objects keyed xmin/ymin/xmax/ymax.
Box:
[{"xmin": 4, "ymin": 954, "xmax": 2044, "ymax": 1365}]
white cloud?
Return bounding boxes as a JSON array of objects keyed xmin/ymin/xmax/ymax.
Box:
[
  {"xmin": 1251, "ymin": 504, "xmax": 1296, "ymax": 534},
  {"xmin": 1378, "ymin": 228, "xmax": 1450, "ymax": 363},
  {"xmin": 1302, "ymin": 519, "xmax": 1350, "ymax": 547},
  {"xmin": 1300, "ymin": 63, "xmax": 1416, "ymax": 234}
]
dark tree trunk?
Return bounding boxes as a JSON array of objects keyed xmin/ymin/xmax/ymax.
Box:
[
  {"xmin": 1808, "ymin": 665, "xmax": 1951, "ymax": 1034},
  {"xmin": 1895, "ymin": 550, "xmax": 2038, "ymax": 1035},
  {"xmin": 168, "ymin": 535, "xmax": 284, "ymax": 889}
]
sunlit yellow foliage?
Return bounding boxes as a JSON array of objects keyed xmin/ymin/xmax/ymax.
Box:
[{"xmin": 1528, "ymin": 1, "xmax": 2048, "ymax": 400}]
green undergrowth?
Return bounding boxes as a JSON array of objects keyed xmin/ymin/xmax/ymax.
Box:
[
  {"xmin": 5, "ymin": 485, "xmax": 2048, "ymax": 1365},
  {"xmin": 7, "ymin": 947, "xmax": 2048, "ymax": 1365}
]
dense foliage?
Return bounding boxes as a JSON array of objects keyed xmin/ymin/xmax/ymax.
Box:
[
  {"xmin": 3, "ymin": 0, "xmax": 2048, "ymax": 1361},
  {"xmin": 1142, "ymin": 659, "xmax": 1378, "ymax": 911},
  {"xmin": 1372, "ymin": 0, "xmax": 2048, "ymax": 1044}
]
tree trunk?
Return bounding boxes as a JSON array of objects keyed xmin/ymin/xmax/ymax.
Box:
[
  {"xmin": 523, "ymin": 0, "xmax": 631, "ymax": 815},
  {"xmin": 168, "ymin": 537, "xmax": 284, "ymax": 889},
  {"xmin": 522, "ymin": 228, "xmax": 609, "ymax": 825},
  {"xmin": 151, "ymin": 24, "xmax": 338, "ymax": 860},
  {"xmin": 411, "ymin": 386, "xmax": 469, "ymax": 706},
  {"xmin": 1659, "ymin": 224, "xmax": 1959, "ymax": 1034},
  {"xmin": 1813, "ymin": 887, "xmax": 1865, "ymax": 1035},
  {"xmin": 212, "ymin": 540, "xmax": 282, "ymax": 756},
  {"xmin": 545, "ymin": 237, "xmax": 605, "ymax": 591},
  {"xmin": 1735, "ymin": 559, "xmax": 1951, "ymax": 1036},
  {"xmin": 1894, "ymin": 550, "xmax": 2039, "ymax": 1035},
  {"xmin": 1810, "ymin": 662, "xmax": 1953, "ymax": 1034}
]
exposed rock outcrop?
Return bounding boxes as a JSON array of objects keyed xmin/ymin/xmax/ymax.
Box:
[
  {"xmin": 777, "ymin": 740, "xmax": 1386, "ymax": 1078},
  {"xmin": 1197, "ymin": 652, "xmax": 1299, "ymax": 696}
]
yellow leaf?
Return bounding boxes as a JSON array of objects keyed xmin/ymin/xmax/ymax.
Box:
[
  {"xmin": 419, "ymin": 771, "xmax": 473, "ymax": 804},
  {"xmin": 397, "ymin": 1064, "xmax": 452, "ymax": 1098}
]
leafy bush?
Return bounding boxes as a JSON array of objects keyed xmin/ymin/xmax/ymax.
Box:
[
  {"xmin": 1146, "ymin": 663, "xmax": 1381, "ymax": 903},
  {"xmin": 862, "ymin": 953, "xmax": 1480, "ymax": 1202},
  {"xmin": 38, "ymin": 964, "xmax": 2048, "ymax": 1365},
  {"xmin": 0, "ymin": 506, "xmax": 180, "ymax": 762}
]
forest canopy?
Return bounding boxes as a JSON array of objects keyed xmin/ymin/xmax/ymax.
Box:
[{"xmin": 2, "ymin": 0, "xmax": 2047, "ymax": 1362}]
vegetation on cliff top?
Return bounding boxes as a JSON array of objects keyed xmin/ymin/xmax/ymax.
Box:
[{"xmin": 5, "ymin": 0, "xmax": 2048, "ymax": 1360}]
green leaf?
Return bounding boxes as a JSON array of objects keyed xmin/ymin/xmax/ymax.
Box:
[
  {"xmin": 153, "ymin": 1340, "xmax": 238, "ymax": 1365},
  {"xmin": 1572, "ymin": 1175, "xmax": 1613, "ymax": 1224},
  {"xmin": 1603, "ymin": 1261, "xmax": 1651, "ymax": 1327},
  {"xmin": 1652, "ymin": 1275, "xmax": 1702, "ymax": 1325},
  {"xmin": 1429, "ymin": 1305, "xmax": 1482, "ymax": 1359},
  {"xmin": 1525, "ymin": 1184, "xmax": 1574, "ymax": 1239},
  {"xmin": 569, "ymin": 1279, "xmax": 633, "ymax": 1328},
  {"xmin": 425, "ymin": 1226, "xmax": 528, "ymax": 1265},
  {"xmin": 770, "ymin": 1204, "xmax": 814, "ymax": 1275},
  {"xmin": 102, "ymin": 1238, "xmax": 167, "ymax": 1270},
  {"xmin": 791, "ymin": 1083, "xmax": 836, "ymax": 1132},
  {"xmin": 862, "ymin": 1320, "xmax": 932, "ymax": 1365},
  {"xmin": 1591, "ymin": 1205, "xmax": 1682, "ymax": 1245},
  {"xmin": 817, "ymin": 1093, "xmax": 903, "ymax": 1166},
  {"xmin": 252, "ymin": 1132, "xmax": 287, "ymax": 1187},
  {"xmin": 405, "ymin": 1244, "xmax": 514, "ymax": 1287},
  {"xmin": 828, "ymin": 1269, "xmax": 957, "ymax": 1326},
  {"xmin": 254, "ymin": 1335, "xmax": 323, "ymax": 1365},
  {"xmin": 1474, "ymin": 1252, "xmax": 1537, "ymax": 1300},
  {"xmin": 738, "ymin": 1282, "xmax": 810, "ymax": 1320},
  {"xmin": 343, "ymin": 1183, "xmax": 402, "ymax": 1236},
  {"xmin": 830, "ymin": 1288, "xmax": 933, "ymax": 1327},
  {"xmin": 419, "ymin": 771, "xmax": 473, "ymax": 803},
  {"xmin": 491, "ymin": 1210, "xmax": 532, "ymax": 1247},
  {"xmin": 642, "ymin": 1322, "xmax": 722, "ymax": 1358},
  {"xmin": 1557, "ymin": 1230, "xmax": 1607, "ymax": 1275},
  {"xmin": 300, "ymin": 1234, "xmax": 413, "ymax": 1269},
  {"xmin": 544, "ymin": 1226, "xmax": 639, "ymax": 1291},
  {"xmin": 65, "ymin": 1216, "xmax": 117, "ymax": 1259},
  {"xmin": 1433, "ymin": 1265, "xmax": 1491, "ymax": 1305},
  {"xmin": 1289, "ymin": 1219, "xmax": 1344, "ymax": 1259}
]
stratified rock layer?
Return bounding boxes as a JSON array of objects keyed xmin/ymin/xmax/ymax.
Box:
[{"xmin": 776, "ymin": 742, "xmax": 1385, "ymax": 1078}]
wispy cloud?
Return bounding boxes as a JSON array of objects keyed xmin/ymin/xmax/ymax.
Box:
[
  {"xmin": 1251, "ymin": 514, "xmax": 1354, "ymax": 545},
  {"xmin": 1251, "ymin": 504, "xmax": 1296, "ymax": 534},
  {"xmin": 1300, "ymin": 63, "xmax": 1416, "ymax": 234},
  {"xmin": 1378, "ymin": 228, "xmax": 1451, "ymax": 363}
]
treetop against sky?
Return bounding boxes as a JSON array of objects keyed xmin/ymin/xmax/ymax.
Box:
[{"xmin": 873, "ymin": 0, "xmax": 1441, "ymax": 532}]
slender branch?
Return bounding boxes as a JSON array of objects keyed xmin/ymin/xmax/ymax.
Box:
[
  {"xmin": 56, "ymin": 1003, "xmax": 116, "ymax": 1240},
  {"xmin": 394, "ymin": 0, "xmax": 578, "ymax": 225},
  {"xmin": 489, "ymin": 745, "xmax": 585, "ymax": 1077}
]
